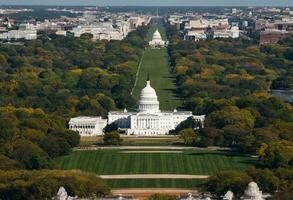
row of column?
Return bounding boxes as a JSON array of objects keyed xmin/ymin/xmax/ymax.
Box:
[{"xmin": 137, "ymin": 118, "xmax": 159, "ymax": 129}]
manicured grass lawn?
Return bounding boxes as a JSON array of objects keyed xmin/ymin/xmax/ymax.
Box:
[
  {"xmin": 132, "ymin": 25, "xmax": 181, "ymax": 110},
  {"xmin": 132, "ymin": 49, "xmax": 182, "ymax": 110},
  {"xmin": 105, "ymin": 179, "xmax": 206, "ymax": 189},
  {"xmin": 58, "ymin": 150, "xmax": 257, "ymax": 176},
  {"xmin": 79, "ymin": 136, "xmax": 182, "ymax": 147}
]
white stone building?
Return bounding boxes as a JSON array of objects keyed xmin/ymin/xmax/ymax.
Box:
[
  {"xmin": 71, "ymin": 25, "xmax": 125, "ymax": 41},
  {"xmin": 68, "ymin": 116, "xmax": 107, "ymax": 136},
  {"xmin": 108, "ymin": 80, "xmax": 205, "ymax": 136},
  {"xmin": 183, "ymin": 18, "xmax": 239, "ymax": 41},
  {"xmin": 149, "ymin": 29, "xmax": 168, "ymax": 48},
  {"xmin": 214, "ymin": 26, "xmax": 240, "ymax": 39},
  {"xmin": 0, "ymin": 23, "xmax": 37, "ymax": 40}
]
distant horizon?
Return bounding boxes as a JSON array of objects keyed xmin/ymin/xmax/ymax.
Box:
[
  {"xmin": 1, "ymin": 5, "xmax": 293, "ymax": 8},
  {"xmin": 1, "ymin": 0, "xmax": 293, "ymax": 7}
]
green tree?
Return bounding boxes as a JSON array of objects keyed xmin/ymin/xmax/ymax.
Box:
[
  {"xmin": 0, "ymin": 170, "xmax": 110, "ymax": 199},
  {"xmin": 174, "ymin": 117, "xmax": 202, "ymax": 134},
  {"xmin": 103, "ymin": 131, "xmax": 122, "ymax": 145},
  {"xmin": 103, "ymin": 122, "xmax": 118, "ymax": 133},
  {"xmin": 12, "ymin": 139, "xmax": 51, "ymax": 169},
  {"xmin": 246, "ymin": 168, "xmax": 280, "ymax": 193},
  {"xmin": 259, "ymin": 141, "xmax": 293, "ymax": 168},
  {"xmin": 206, "ymin": 171, "xmax": 252, "ymax": 198},
  {"xmin": 179, "ymin": 128, "xmax": 198, "ymax": 145},
  {"xmin": 209, "ymin": 106, "xmax": 255, "ymax": 130}
]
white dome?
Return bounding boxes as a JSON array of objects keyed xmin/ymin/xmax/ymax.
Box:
[
  {"xmin": 152, "ymin": 29, "xmax": 162, "ymax": 41},
  {"xmin": 244, "ymin": 182, "xmax": 262, "ymax": 198},
  {"xmin": 139, "ymin": 80, "xmax": 160, "ymax": 113}
]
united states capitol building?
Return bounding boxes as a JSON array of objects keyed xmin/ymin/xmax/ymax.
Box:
[
  {"xmin": 148, "ymin": 29, "xmax": 168, "ymax": 48},
  {"xmin": 69, "ymin": 79, "xmax": 205, "ymax": 136}
]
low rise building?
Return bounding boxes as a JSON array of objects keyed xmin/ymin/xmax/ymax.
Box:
[
  {"xmin": 183, "ymin": 18, "xmax": 239, "ymax": 41},
  {"xmin": 0, "ymin": 23, "xmax": 37, "ymax": 40},
  {"xmin": 260, "ymin": 29, "xmax": 292, "ymax": 45},
  {"xmin": 71, "ymin": 25, "xmax": 125, "ymax": 40},
  {"xmin": 68, "ymin": 116, "xmax": 107, "ymax": 136}
]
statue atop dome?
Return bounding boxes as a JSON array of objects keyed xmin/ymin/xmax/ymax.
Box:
[{"xmin": 149, "ymin": 28, "xmax": 168, "ymax": 48}]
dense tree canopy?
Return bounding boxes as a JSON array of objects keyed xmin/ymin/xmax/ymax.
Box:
[
  {"xmin": 0, "ymin": 26, "xmax": 148, "ymax": 117},
  {"xmin": 0, "ymin": 170, "xmax": 110, "ymax": 200},
  {"xmin": 0, "ymin": 106, "xmax": 80, "ymax": 170},
  {"xmin": 167, "ymin": 25, "xmax": 293, "ymax": 153},
  {"xmin": 0, "ymin": 26, "xmax": 148, "ymax": 171}
]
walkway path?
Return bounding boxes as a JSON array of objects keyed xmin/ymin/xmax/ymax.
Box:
[
  {"xmin": 119, "ymin": 150, "xmax": 183, "ymax": 153},
  {"xmin": 99, "ymin": 174, "xmax": 210, "ymax": 179},
  {"xmin": 131, "ymin": 50, "xmax": 145, "ymax": 95}
]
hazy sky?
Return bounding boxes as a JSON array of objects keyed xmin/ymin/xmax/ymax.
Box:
[{"xmin": 2, "ymin": 0, "xmax": 293, "ymax": 7}]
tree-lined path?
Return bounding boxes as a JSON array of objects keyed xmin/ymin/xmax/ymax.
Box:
[{"xmin": 132, "ymin": 26, "xmax": 182, "ymax": 110}]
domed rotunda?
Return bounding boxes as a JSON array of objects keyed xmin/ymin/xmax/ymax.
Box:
[
  {"xmin": 138, "ymin": 80, "xmax": 160, "ymax": 113},
  {"xmin": 153, "ymin": 29, "xmax": 163, "ymax": 41},
  {"xmin": 149, "ymin": 28, "xmax": 168, "ymax": 48}
]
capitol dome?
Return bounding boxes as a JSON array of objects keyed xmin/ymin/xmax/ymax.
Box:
[
  {"xmin": 152, "ymin": 29, "xmax": 162, "ymax": 41},
  {"xmin": 139, "ymin": 80, "xmax": 160, "ymax": 113}
]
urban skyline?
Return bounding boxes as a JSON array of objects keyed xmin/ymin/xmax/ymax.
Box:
[{"xmin": 1, "ymin": 0, "xmax": 293, "ymax": 7}]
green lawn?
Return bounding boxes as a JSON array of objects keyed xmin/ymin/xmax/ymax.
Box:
[
  {"xmin": 58, "ymin": 149, "xmax": 257, "ymax": 176},
  {"xmin": 79, "ymin": 136, "xmax": 182, "ymax": 147},
  {"xmin": 105, "ymin": 179, "xmax": 206, "ymax": 189},
  {"xmin": 132, "ymin": 26, "xmax": 182, "ymax": 110}
]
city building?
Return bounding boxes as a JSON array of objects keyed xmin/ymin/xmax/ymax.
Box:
[
  {"xmin": 68, "ymin": 116, "xmax": 107, "ymax": 136},
  {"xmin": 183, "ymin": 18, "xmax": 239, "ymax": 41},
  {"xmin": 260, "ymin": 29, "xmax": 292, "ymax": 45},
  {"xmin": 0, "ymin": 23, "xmax": 37, "ymax": 40},
  {"xmin": 108, "ymin": 79, "xmax": 205, "ymax": 136},
  {"xmin": 71, "ymin": 25, "xmax": 125, "ymax": 40},
  {"xmin": 69, "ymin": 79, "xmax": 204, "ymax": 137},
  {"xmin": 149, "ymin": 29, "xmax": 168, "ymax": 48}
]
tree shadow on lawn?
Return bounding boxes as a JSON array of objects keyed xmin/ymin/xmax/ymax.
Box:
[
  {"xmin": 188, "ymin": 151, "xmax": 262, "ymax": 168},
  {"xmin": 238, "ymin": 160, "xmax": 263, "ymax": 168},
  {"xmin": 187, "ymin": 150, "xmax": 252, "ymax": 157}
]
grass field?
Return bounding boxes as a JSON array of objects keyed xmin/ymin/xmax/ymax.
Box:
[
  {"xmin": 132, "ymin": 26, "xmax": 182, "ymax": 110},
  {"xmin": 58, "ymin": 149, "xmax": 257, "ymax": 189},
  {"xmin": 79, "ymin": 136, "xmax": 182, "ymax": 147},
  {"xmin": 105, "ymin": 179, "xmax": 206, "ymax": 188}
]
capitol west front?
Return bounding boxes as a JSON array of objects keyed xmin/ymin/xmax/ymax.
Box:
[{"xmin": 108, "ymin": 80, "xmax": 205, "ymax": 136}]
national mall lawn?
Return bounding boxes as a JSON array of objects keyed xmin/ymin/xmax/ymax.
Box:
[
  {"xmin": 132, "ymin": 26, "xmax": 182, "ymax": 110},
  {"xmin": 57, "ymin": 149, "xmax": 258, "ymax": 188}
]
